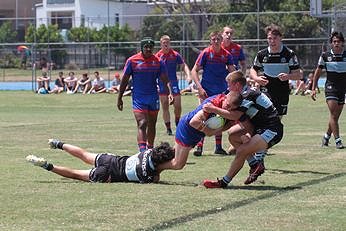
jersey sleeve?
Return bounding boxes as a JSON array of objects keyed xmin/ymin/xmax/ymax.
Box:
[{"xmin": 123, "ymin": 59, "xmax": 133, "ymax": 76}]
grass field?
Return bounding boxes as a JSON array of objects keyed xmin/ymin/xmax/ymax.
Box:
[{"xmin": 0, "ymin": 91, "xmax": 345, "ymax": 231}]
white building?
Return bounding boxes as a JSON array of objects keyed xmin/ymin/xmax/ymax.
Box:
[{"xmin": 35, "ymin": 0, "xmax": 153, "ymax": 30}]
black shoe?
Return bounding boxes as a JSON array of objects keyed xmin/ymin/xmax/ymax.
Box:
[
  {"xmin": 336, "ymin": 141, "xmax": 344, "ymax": 149},
  {"xmin": 166, "ymin": 129, "xmax": 173, "ymax": 136},
  {"xmin": 193, "ymin": 146, "xmax": 203, "ymax": 156},
  {"xmin": 214, "ymin": 148, "xmax": 228, "ymax": 155},
  {"xmin": 321, "ymin": 136, "xmax": 329, "ymax": 147}
]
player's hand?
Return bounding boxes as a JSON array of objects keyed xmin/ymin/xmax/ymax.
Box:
[
  {"xmin": 278, "ymin": 73, "xmax": 289, "ymax": 81},
  {"xmin": 255, "ymin": 75, "xmax": 269, "ymax": 86},
  {"xmin": 203, "ymin": 103, "xmax": 216, "ymax": 113},
  {"xmin": 168, "ymin": 94, "xmax": 174, "ymax": 105},
  {"xmin": 311, "ymin": 90, "xmax": 317, "ymax": 101},
  {"xmin": 117, "ymin": 98, "xmax": 123, "ymax": 111},
  {"xmin": 197, "ymin": 87, "xmax": 208, "ymax": 100}
]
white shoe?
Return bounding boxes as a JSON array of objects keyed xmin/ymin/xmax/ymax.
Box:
[
  {"xmin": 26, "ymin": 155, "xmax": 47, "ymax": 167},
  {"xmin": 48, "ymin": 139, "xmax": 60, "ymax": 149}
]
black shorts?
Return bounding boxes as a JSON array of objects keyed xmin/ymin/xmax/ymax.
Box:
[
  {"xmin": 325, "ymin": 80, "xmax": 346, "ymax": 105},
  {"xmin": 255, "ymin": 122, "xmax": 284, "ymax": 149},
  {"xmin": 260, "ymin": 86, "xmax": 289, "ymax": 116},
  {"xmin": 89, "ymin": 153, "xmax": 120, "ymax": 183}
]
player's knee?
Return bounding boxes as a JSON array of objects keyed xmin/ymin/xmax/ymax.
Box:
[{"xmin": 137, "ymin": 120, "xmax": 148, "ymax": 129}]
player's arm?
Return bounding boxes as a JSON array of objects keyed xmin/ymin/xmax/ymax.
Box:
[
  {"xmin": 203, "ymin": 103, "xmax": 243, "ymax": 121},
  {"xmin": 278, "ymin": 68, "xmax": 302, "ymax": 81},
  {"xmin": 159, "ymin": 72, "xmax": 174, "ymax": 104},
  {"xmin": 189, "ymin": 110, "xmax": 223, "ymax": 136},
  {"xmin": 191, "ymin": 64, "xmax": 207, "ymax": 99},
  {"xmin": 117, "ymin": 74, "xmax": 130, "ymax": 111},
  {"xmin": 180, "ymin": 63, "xmax": 192, "ymax": 83},
  {"xmin": 226, "ymin": 64, "xmax": 236, "ymax": 73},
  {"xmin": 311, "ymin": 67, "xmax": 322, "ymax": 101},
  {"xmin": 239, "ymin": 60, "xmax": 247, "ymax": 75},
  {"xmin": 249, "ymin": 67, "xmax": 268, "ymax": 86}
]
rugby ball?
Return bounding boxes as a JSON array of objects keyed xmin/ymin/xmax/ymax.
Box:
[{"xmin": 205, "ymin": 115, "xmax": 225, "ymax": 129}]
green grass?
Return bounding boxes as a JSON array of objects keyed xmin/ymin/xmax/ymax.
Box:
[{"xmin": 0, "ymin": 91, "xmax": 345, "ymax": 230}]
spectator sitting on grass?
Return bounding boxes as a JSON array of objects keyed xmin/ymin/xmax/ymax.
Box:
[{"xmin": 88, "ymin": 71, "xmax": 107, "ymax": 94}]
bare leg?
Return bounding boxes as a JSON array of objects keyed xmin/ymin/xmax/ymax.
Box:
[
  {"xmin": 225, "ymin": 134, "xmax": 268, "ymax": 179},
  {"xmin": 134, "ymin": 111, "xmax": 148, "ymax": 148},
  {"xmin": 160, "ymin": 95, "xmax": 170, "ymax": 125},
  {"xmin": 327, "ymin": 100, "xmax": 343, "ymax": 138},
  {"xmin": 51, "ymin": 166, "xmax": 91, "ymax": 182},
  {"xmin": 173, "ymin": 95, "xmax": 182, "ymax": 124},
  {"xmin": 62, "ymin": 143, "xmax": 97, "ymax": 165},
  {"xmin": 147, "ymin": 111, "xmax": 158, "ymax": 147}
]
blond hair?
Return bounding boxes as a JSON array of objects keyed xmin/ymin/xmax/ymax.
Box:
[
  {"xmin": 160, "ymin": 35, "xmax": 171, "ymax": 42},
  {"xmin": 226, "ymin": 70, "xmax": 246, "ymax": 85}
]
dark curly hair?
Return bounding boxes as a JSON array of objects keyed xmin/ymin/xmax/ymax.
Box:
[
  {"xmin": 329, "ymin": 31, "xmax": 344, "ymax": 43},
  {"xmin": 151, "ymin": 142, "xmax": 174, "ymax": 167}
]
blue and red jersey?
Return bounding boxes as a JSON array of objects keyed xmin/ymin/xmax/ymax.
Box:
[
  {"xmin": 175, "ymin": 94, "xmax": 226, "ymax": 147},
  {"xmin": 156, "ymin": 49, "xmax": 185, "ymax": 95},
  {"xmin": 123, "ymin": 52, "xmax": 167, "ymax": 98},
  {"xmin": 195, "ymin": 46, "xmax": 234, "ymax": 96},
  {"xmin": 155, "ymin": 49, "xmax": 184, "ymax": 82},
  {"xmin": 222, "ymin": 42, "xmax": 245, "ymax": 69}
]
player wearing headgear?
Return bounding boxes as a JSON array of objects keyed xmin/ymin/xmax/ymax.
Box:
[
  {"xmin": 117, "ymin": 37, "xmax": 173, "ymax": 152},
  {"xmin": 26, "ymin": 139, "xmax": 175, "ymax": 183}
]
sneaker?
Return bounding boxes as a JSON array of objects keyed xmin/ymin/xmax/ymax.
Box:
[
  {"xmin": 214, "ymin": 148, "xmax": 228, "ymax": 155},
  {"xmin": 193, "ymin": 146, "xmax": 203, "ymax": 156},
  {"xmin": 26, "ymin": 154, "xmax": 47, "ymax": 167},
  {"xmin": 244, "ymin": 161, "xmax": 265, "ymax": 185},
  {"xmin": 48, "ymin": 139, "xmax": 61, "ymax": 149},
  {"xmin": 336, "ymin": 141, "xmax": 344, "ymax": 149},
  {"xmin": 166, "ymin": 129, "xmax": 173, "ymax": 136},
  {"xmin": 321, "ymin": 136, "xmax": 329, "ymax": 147},
  {"xmin": 203, "ymin": 178, "xmax": 228, "ymax": 188}
]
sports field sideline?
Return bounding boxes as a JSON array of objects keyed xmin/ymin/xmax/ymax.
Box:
[{"xmin": 0, "ymin": 91, "xmax": 345, "ymax": 230}]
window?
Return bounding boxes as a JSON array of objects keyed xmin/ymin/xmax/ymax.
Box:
[{"xmin": 47, "ymin": 0, "xmax": 75, "ymax": 4}]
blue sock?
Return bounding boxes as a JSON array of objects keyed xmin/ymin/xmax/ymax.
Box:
[
  {"xmin": 254, "ymin": 150, "xmax": 267, "ymax": 162},
  {"xmin": 222, "ymin": 175, "xmax": 231, "ymax": 184},
  {"xmin": 247, "ymin": 155, "xmax": 257, "ymax": 167}
]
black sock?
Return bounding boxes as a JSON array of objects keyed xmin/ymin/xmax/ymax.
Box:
[
  {"xmin": 42, "ymin": 163, "xmax": 54, "ymax": 171},
  {"xmin": 57, "ymin": 142, "xmax": 64, "ymax": 150}
]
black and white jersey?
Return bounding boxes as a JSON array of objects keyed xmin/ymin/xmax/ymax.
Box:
[
  {"xmin": 239, "ymin": 86, "xmax": 281, "ymax": 128},
  {"xmin": 124, "ymin": 149, "xmax": 157, "ymax": 183},
  {"xmin": 318, "ymin": 50, "xmax": 346, "ymax": 82},
  {"xmin": 252, "ymin": 44, "xmax": 300, "ymax": 92}
]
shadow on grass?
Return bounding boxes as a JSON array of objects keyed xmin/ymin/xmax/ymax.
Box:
[
  {"xmin": 140, "ymin": 172, "xmax": 346, "ymax": 231},
  {"xmin": 268, "ymin": 168, "xmax": 330, "ymax": 175}
]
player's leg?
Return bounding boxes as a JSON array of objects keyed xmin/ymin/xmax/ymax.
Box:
[
  {"xmin": 326, "ymin": 99, "xmax": 344, "ymax": 148},
  {"xmin": 160, "ymin": 94, "xmax": 172, "ymax": 135},
  {"xmin": 48, "ymin": 139, "xmax": 97, "ymax": 165},
  {"xmin": 26, "ymin": 155, "xmax": 91, "ymax": 181},
  {"xmin": 203, "ymin": 135, "xmax": 267, "ymax": 188},
  {"xmin": 193, "ymin": 97, "xmax": 205, "ymax": 156},
  {"xmin": 173, "ymin": 94, "xmax": 182, "ymax": 126},
  {"xmin": 133, "ymin": 111, "xmax": 148, "ymax": 152},
  {"xmin": 51, "ymin": 166, "xmax": 91, "ymax": 181},
  {"xmin": 147, "ymin": 110, "xmax": 159, "ymax": 149}
]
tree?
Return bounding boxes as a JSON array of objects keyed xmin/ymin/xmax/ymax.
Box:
[
  {"xmin": 25, "ymin": 24, "xmax": 65, "ymax": 67},
  {"xmin": 0, "ymin": 21, "xmax": 17, "ymax": 43}
]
